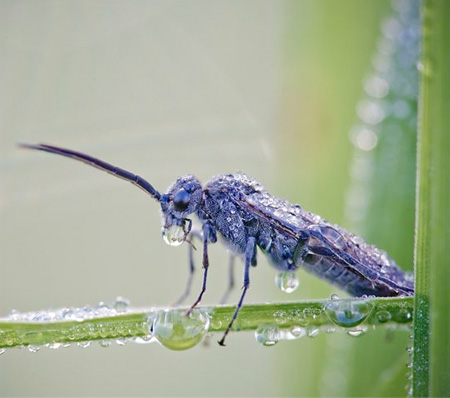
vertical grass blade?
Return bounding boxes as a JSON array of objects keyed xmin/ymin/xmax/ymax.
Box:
[{"xmin": 413, "ymin": 0, "xmax": 450, "ymax": 396}]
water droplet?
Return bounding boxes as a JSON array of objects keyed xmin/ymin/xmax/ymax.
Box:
[
  {"xmin": 280, "ymin": 325, "xmax": 306, "ymax": 340},
  {"xmin": 330, "ymin": 294, "xmax": 340, "ymax": 301},
  {"xmin": 48, "ymin": 342, "xmax": 64, "ymax": 350},
  {"xmin": 255, "ymin": 325, "xmax": 279, "ymax": 346},
  {"xmin": 210, "ymin": 319, "xmax": 222, "ymax": 330},
  {"xmin": 77, "ymin": 341, "xmax": 91, "ymax": 348},
  {"xmin": 27, "ymin": 345, "xmax": 41, "ymax": 353},
  {"xmin": 307, "ymin": 327, "xmax": 320, "ymax": 338},
  {"xmin": 112, "ymin": 296, "xmax": 130, "ymax": 313},
  {"xmin": 347, "ymin": 327, "xmax": 367, "ymax": 337},
  {"xmin": 99, "ymin": 340, "xmax": 112, "ymax": 348},
  {"xmin": 133, "ymin": 335, "xmax": 154, "ymax": 344},
  {"xmin": 152, "ymin": 309, "xmax": 209, "ymax": 351},
  {"xmin": 376, "ymin": 309, "xmax": 392, "ymax": 323},
  {"xmin": 325, "ymin": 299, "xmax": 374, "ymax": 328},
  {"xmin": 275, "ymin": 271, "xmax": 299, "ymax": 293},
  {"xmin": 395, "ymin": 308, "xmax": 412, "ymax": 323},
  {"xmin": 116, "ymin": 338, "xmax": 126, "ymax": 346},
  {"xmin": 162, "ymin": 225, "xmax": 185, "ymax": 247}
]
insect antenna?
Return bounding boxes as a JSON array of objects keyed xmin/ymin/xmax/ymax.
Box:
[{"xmin": 18, "ymin": 143, "xmax": 162, "ymax": 201}]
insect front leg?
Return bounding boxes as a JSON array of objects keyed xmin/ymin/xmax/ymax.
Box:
[
  {"xmin": 218, "ymin": 236, "xmax": 256, "ymax": 346},
  {"xmin": 186, "ymin": 221, "xmax": 216, "ymax": 315}
]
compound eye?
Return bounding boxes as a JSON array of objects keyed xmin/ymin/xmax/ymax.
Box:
[{"xmin": 173, "ymin": 188, "xmax": 191, "ymax": 212}]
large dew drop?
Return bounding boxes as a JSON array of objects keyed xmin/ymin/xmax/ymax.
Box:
[
  {"xmin": 275, "ymin": 271, "xmax": 299, "ymax": 293},
  {"xmin": 255, "ymin": 325, "xmax": 280, "ymax": 347},
  {"xmin": 162, "ymin": 225, "xmax": 185, "ymax": 246},
  {"xmin": 324, "ymin": 298, "xmax": 374, "ymax": 328},
  {"xmin": 152, "ymin": 309, "xmax": 209, "ymax": 351}
]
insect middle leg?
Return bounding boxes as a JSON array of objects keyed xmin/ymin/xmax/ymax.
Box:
[
  {"xmin": 219, "ymin": 254, "xmax": 235, "ymax": 304},
  {"xmin": 173, "ymin": 229, "xmax": 202, "ymax": 306},
  {"xmin": 186, "ymin": 222, "xmax": 216, "ymax": 315},
  {"xmin": 218, "ymin": 236, "xmax": 256, "ymax": 346}
]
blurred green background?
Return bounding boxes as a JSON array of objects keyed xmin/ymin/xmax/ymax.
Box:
[{"xmin": 1, "ymin": 0, "xmax": 416, "ymax": 396}]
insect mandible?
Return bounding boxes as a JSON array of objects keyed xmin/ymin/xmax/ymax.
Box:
[{"xmin": 19, "ymin": 143, "xmax": 414, "ymax": 346}]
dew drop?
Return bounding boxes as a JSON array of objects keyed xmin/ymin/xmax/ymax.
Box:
[
  {"xmin": 275, "ymin": 271, "xmax": 299, "ymax": 293},
  {"xmin": 27, "ymin": 345, "xmax": 41, "ymax": 353},
  {"xmin": 376, "ymin": 309, "xmax": 392, "ymax": 323},
  {"xmin": 112, "ymin": 296, "xmax": 130, "ymax": 313},
  {"xmin": 99, "ymin": 340, "xmax": 112, "ymax": 348},
  {"xmin": 347, "ymin": 327, "xmax": 367, "ymax": 337},
  {"xmin": 210, "ymin": 319, "xmax": 222, "ymax": 330},
  {"xmin": 255, "ymin": 325, "xmax": 279, "ymax": 347},
  {"xmin": 286, "ymin": 325, "xmax": 306, "ymax": 340},
  {"xmin": 330, "ymin": 293, "xmax": 340, "ymax": 301},
  {"xmin": 307, "ymin": 327, "xmax": 320, "ymax": 338},
  {"xmin": 152, "ymin": 309, "xmax": 209, "ymax": 351},
  {"xmin": 48, "ymin": 342, "xmax": 64, "ymax": 350},
  {"xmin": 325, "ymin": 298, "xmax": 374, "ymax": 328},
  {"xmin": 77, "ymin": 341, "xmax": 91, "ymax": 348},
  {"xmin": 0, "ymin": 349, "xmax": 5, "ymax": 355},
  {"xmin": 162, "ymin": 225, "xmax": 185, "ymax": 247},
  {"xmin": 133, "ymin": 335, "xmax": 154, "ymax": 344},
  {"xmin": 395, "ymin": 308, "xmax": 412, "ymax": 323}
]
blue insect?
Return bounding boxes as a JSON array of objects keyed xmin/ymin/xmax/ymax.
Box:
[{"xmin": 19, "ymin": 143, "xmax": 414, "ymax": 345}]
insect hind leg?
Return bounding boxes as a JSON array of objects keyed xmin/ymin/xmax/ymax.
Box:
[{"xmin": 218, "ymin": 236, "xmax": 256, "ymax": 346}]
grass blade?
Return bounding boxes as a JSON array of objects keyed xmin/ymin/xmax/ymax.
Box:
[{"xmin": 413, "ymin": 0, "xmax": 450, "ymax": 395}]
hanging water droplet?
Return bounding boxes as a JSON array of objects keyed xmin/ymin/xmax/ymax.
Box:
[
  {"xmin": 112, "ymin": 296, "xmax": 130, "ymax": 313},
  {"xmin": 330, "ymin": 293, "xmax": 340, "ymax": 301},
  {"xmin": 27, "ymin": 345, "xmax": 41, "ymax": 353},
  {"xmin": 77, "ymin": 341, "xmax": 91, "ymax": 348},
  {"xmin": 376, "ymin": 309, "xmax": 392, "ymax": 323},
  {"xmin": 275, "ymin": 271, "xmax": 299, "ymax": 293},
  {"xmin": 325, "ymin": 298, "xmax": 374, "ymax": 328},
  {"xmin": 47, "ymin": 342, "xmax": 63, "ymax": 350},
  {"xmin": 162, "ymin": 225, "xmax": 185, "ymax": 247},
  {"xmin": 290, "ymin": 325, "xmax": 306, "ymax": 339},
  {"xmin": 152, "ymin": 309, "xmax": 209, "ymax": 351},
  {"xmin": 279, "ymin": 325, "xmax": 306, "ymax": 340},
  {"xmin": 0, "ymin": 349, "xmax": 5, "ymax": 355},
  {"xmin": 133, "ymin": 335, "xmax": 154, "ymax": 344},
  {"xmin": 307, "ymin": 327, "xmax": 320, "ymax": 338},
  {"xmin": 255, "ymin": 325, "xmax": 279, "ymax": 346},
  {"xmin": 99, "ymin": 340, "xmax": 112, "ymax": 348},
  {"xmin": 347, "ymin": 326, "xmax": 367, "ymax": 337}
]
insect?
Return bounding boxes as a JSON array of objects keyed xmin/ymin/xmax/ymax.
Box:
[{"xmin": 19, "ymin": 143, "xmax": 414, "ymax": 346}]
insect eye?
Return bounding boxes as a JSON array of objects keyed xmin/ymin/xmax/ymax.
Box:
[{"xmin": 173, "ymin": 188, "xmax": 191, "ymax": 212}]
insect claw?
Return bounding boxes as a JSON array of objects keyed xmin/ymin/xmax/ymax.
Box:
[{"xmin": 217, "ymin": 338, "xmax": 226, "ymax": 347}]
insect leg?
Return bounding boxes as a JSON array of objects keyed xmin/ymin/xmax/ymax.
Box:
[
  {"xmin": 173, "ymin": 228, "xmax": 202, "ymax": 306},
  {"xmin": 218, "ymin": 236, "xmax": 256, "ymax": 346},
  {"xmin": 185, "ymin": 222, "xmax": 215, "ymax": 315},
  {"xmin": 219, "ymin": 253, "xmax": 235, "ymax": 304}
]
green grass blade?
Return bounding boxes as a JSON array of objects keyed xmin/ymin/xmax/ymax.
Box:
[
  {"xmin": 413, "ymin": 0, "xmax": 450, "ymax": 396},
  {"xmin": 0, "ymin": 298, "xmax": 413, "ymax": 350}
]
